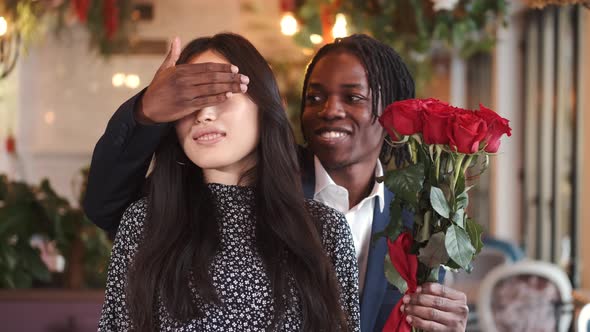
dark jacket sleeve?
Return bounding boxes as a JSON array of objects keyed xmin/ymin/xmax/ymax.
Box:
[{"xmin": 83, "ymin": 89, "xmax": 171, "ymax": 234}]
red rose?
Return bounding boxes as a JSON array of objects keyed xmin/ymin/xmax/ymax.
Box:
[
  {"xmin": 447, "ymin": 109, "xmax": 488, "ymax": 154},
  {"xmin": 380, "ymin": 99, "xmax": 423, "ymax": 140},
  {"xmin": 421, "ymin": 99, "xmax": 455, "ymax": 145},
  {"xmin": 477, "ymin": 104, "xmax": 512, "ymax": 153}
]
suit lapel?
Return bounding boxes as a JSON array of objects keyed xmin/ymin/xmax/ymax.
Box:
[{"xmin": 360, "ymin": 189, "xmax": 394, "ymax": 332}]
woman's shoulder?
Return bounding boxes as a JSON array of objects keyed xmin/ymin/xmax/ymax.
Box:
[
  {"xmin": 123, "ymin": 197, "xmax": 148, "ymax": 217},
  {"xmin": 304, "ymin": 199, "xmax": 343, "ymax": 220},
  {"xmin": 118, "ymin": 198, "xmax": 148, "ymax": 234},
  {"xmin": 303, "ymin": 199, "xmax": 349, "ymax": 236}
]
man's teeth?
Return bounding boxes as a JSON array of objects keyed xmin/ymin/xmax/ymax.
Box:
[
  {"xmin": 198, "ymin": 133, "xmax": 223, "ymax": 141},
  {"xmin": 320, "ymin": 131, "xmax": 348, "ymax": 139}
]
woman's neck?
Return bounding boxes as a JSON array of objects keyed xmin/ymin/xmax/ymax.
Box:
[
  {"xmin": 203, "ymin": 153, "xmax": 256, "ymax": 186},
  {"xmin": 203, "ymin": 169, "xmax": 241, "ymax": 185}
]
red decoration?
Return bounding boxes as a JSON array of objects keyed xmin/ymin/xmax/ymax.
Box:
[
  {"xmin": 103, "ymin": 0, "xmax": 119, "ymax": 40},
  {"xmin": 280, "ymin": 0, "xmax": 295, "ymax": 12},
  {"xmin": 383, "ymin": 232, "xmax": 418, "ymax": 332},
  {"xmin": 319, "ymin": 0, "xmax": 342, "ymax": 43},
  {"xmin": 6, "ymin": 134, "xmax": 16, "ymax": 154},
  {"xmin": 72, "ymin": 0, "xmax": 91, "ymax": 23},
  {"xmin": 320, "ymin": 4, "xmax": 335, "ymax": 44}
]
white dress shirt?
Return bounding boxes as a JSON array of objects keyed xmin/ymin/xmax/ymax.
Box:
[{"xmin": 313, "ymin": 156, "xmax": 385, "ymax": 295}]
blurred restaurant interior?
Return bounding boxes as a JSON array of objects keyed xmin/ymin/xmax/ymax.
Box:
[{"xmin": 1, "ymin": 0, "xmax": 590, "ymax": 331}]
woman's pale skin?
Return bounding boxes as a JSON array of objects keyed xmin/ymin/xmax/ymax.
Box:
[{"xmin": 175, "ymin": 50, "xmax": 260, "ymax": 186}]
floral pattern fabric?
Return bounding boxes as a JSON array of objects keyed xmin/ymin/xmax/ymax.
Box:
[{"xmin": 98, "ymin": 183, "xmax": 360, "ymax": 331}]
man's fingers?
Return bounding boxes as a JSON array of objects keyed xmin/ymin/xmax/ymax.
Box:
[
  {"xmin": 419, "ymin": 283, "xmax": 467, "ymax": 302},
  {"xmin": 402, "ymin": 304, "xmax": 465, "ymax": 331},
  {"xmin": 407, "ymin": 294, "xmax": 451, "ymax": 311},
  {"xmin": 186, "ymin": 92, "xmax": 232, "ymax": 110},
  {"xmin": 159, "ymin": 37, "xmax": 181, "ymax": 72},
  {"xmin": 406, "ymin": 293, "xmax": 469, "ymax": 315},
  {"xmin": 172, "ymin": 93, "xmax": 230, "ymax": 122},
  {"xmin": 177, "ymin": 72, "xmax": 249, "ymax": 87},
  {"xmin": 176, "ymin": 62, "xmax": 239, "ymax": 75},
  {"xmin": 179, "ymin": 83, "xmax": 246, "ymax": 101},
  {"xmin": 404, "ymin": 313, "xmax": 449, "ymax": 332}
]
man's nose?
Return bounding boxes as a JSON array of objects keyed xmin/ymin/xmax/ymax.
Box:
[{"xmin": 319, "ymin": 95, "xmax": 345, "ymax": 120}]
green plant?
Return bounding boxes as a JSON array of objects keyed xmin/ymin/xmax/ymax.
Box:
[
  {"xmin": 290, "ymin": 0, "xmax": 508, "ymax": 94},
  {"xmin": 0, "ymin": 169, "xmax": 112, "ymax": 289}
]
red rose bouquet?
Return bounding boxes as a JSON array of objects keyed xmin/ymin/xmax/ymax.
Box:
[{"xmin": 377, "ymin": 99, "xmax": 511, "ymax": 332}]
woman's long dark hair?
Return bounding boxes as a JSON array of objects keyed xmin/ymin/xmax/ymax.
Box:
[{"xmin": 127, "ymin": 33, "xmax": 349, "ymax": 331}]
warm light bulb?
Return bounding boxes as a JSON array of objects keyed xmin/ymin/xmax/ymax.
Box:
[
  {"xmin": 44, "ymin": 111, "xmax": 55, "ymax": 125},
  {"xmin": 112, "ymin": 73, "xmax": 125, "ymax": 87},
  {"xmin": 125, "ymin": 74, "xmax": 141, "ymax": 89},
  {"xmin": 332, "ymin": 13, "xmax": 348, "ymax": 39},
  {"xmin": 309, "ymin": 34, "xmax": 323, "ymax": 45},
  {"xmin": 280, "ymin": 12, "xmax": 298, "ymax": 36},
  {"xmin": 0, "ymin": 17, "xmax": 7, "ymax": 37}
]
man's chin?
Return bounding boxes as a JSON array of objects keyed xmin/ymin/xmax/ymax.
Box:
[{"xmin": 315, "ymin": 154, "xmax": 352, "ymax": 171}]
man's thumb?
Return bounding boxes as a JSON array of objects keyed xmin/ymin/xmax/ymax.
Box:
[{"xmin": 160, "ymin": 37, "xmax": 181, "ymax": 70}]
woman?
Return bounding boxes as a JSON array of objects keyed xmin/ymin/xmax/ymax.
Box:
[{"xmin": 98, "ymin": 33, "xmax": 360, "ymax": 332}]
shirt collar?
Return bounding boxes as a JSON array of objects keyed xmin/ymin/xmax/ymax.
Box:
[{"xmin": 313, "ymin": 156, "xmax": 385, "ymax": 212}]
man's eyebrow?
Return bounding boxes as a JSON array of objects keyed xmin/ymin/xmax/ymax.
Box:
[{"xmin": 307, "ymin": 83, "xmax": 365, "ymax": 89}]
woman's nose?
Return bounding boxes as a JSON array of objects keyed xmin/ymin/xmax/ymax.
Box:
[{"xmin": 195, "ymin": 106, "xmax": 217, "ymax": 124}]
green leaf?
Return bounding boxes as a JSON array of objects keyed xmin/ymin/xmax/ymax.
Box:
[
  {"xmin": 13, "ymin": 272, "xmax": 33, "ymax": 288},
  {"xmin": 430, "ymin": 186, "xmax": 450, "ymax": 218},
  {"xmin": 466, "ymin": 218, "xmax": 485, "ymax": 255},
  {"xmin": 384, "ymin": 163, "xmax": 425, "ymax": 208},
  {"xmin": 28, "ymin": 253, "xmax": 51, "ymax": 282},
  {"xmin": 384, "ymin": 253, "xmax": 408, "ymax": 293},
  {"xmin": 418, "ymin": 232, "xmax": 449, "ymax": 268},
  {"xmin": 445, "ymin": 225, "xmax": 475, "ymax": 270},
  {"xmin": 456, "ymin": 191, "xmax": 469, "ymax": 210},
  {"xmin": 452, "ymin": 209, "xmax": 465, "ymax": 229},
  {"xmin": 445, "ymin": 259, "xmax": 462, "ymax": 270}
]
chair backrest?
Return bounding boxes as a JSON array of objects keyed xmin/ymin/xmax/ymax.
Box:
[
  {"xmin": 579, "ymin": 303, "xmax": 590, "ymax": 332},
  {"xmin": 482, "ymin": 237, "xmax": 525, "ymax": 262},
  {"xmin": 477, "ymin": 260, "xmax": 573, "ymax": 332}
]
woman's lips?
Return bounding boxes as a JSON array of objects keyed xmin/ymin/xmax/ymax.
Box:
[{"xmin": 193, "ymin": 131, "xmax": 226, "ymax": 145}]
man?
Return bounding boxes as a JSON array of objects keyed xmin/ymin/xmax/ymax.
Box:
[{"xmin": 84, "ymin": 35, "xmax": 468, "ymax": 331}]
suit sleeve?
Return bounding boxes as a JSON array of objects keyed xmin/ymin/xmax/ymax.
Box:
[{"xmin": 83, "ymin": 90, "xmax": 170, "ymax": 234}]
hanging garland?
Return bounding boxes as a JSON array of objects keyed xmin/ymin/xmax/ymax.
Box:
[
  {"xmin": 0, "ymin": 0, "xmax": 134, "ymax": 56},
  {"xmin": 293, "ymin": 0, "xmax": 507, "ymax": 56},
  {"xmin": 290, "ymin": 0, "xmax": 508, "ymax": 93},
  {"xmin": 56, "ymin": 0, "xmax": 134, "ymax": 55},
  {"xmin": 523, "ymin": 0, "xmax": 590, "ymax": 8}
]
